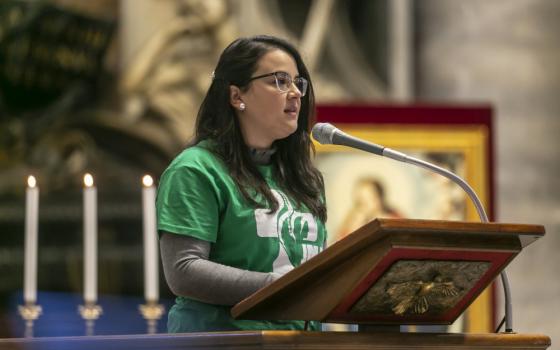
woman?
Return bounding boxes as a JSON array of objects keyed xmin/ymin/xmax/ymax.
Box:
[{"xmin": 156, "ymin": 35, "xmax": 327, "ymax": 333}]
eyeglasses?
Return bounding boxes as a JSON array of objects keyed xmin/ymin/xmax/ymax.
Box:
[{"xmin": 247, "ymin": 71, "xmax": 308, "ymax": 97}]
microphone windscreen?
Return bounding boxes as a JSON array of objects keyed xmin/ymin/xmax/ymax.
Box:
[{"xmin": 311, "ymin": 123, "xmax": 337, "ymax": 144}]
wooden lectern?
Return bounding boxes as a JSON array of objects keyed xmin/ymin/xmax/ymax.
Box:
[{"xmin": 229, "ymin": 218, "xmax": 551, "ymax": 349}]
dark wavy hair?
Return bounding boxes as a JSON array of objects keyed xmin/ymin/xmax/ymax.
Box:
[{"xmin": 193, "ymin": 35, "xmax": 326, "ymax": 222}]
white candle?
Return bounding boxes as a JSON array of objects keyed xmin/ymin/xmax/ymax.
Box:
[
  {"xmin": 83, "ymin": 173, "xmax": 97, "ymax": 304},
  {"xmin": 142, "ymin": 175, "xmax": 159, "ymax": 302},
  {"xmin": 24, "ymin": 176, "xmax": 39, "ymax": 304}
]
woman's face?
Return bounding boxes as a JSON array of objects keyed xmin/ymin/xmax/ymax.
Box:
[{"xmin": 233, "ymin": 49, "xmax": 303, "ymax": 149}]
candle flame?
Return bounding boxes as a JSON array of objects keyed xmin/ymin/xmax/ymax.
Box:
[
  {"xmin": 84, "ymin": 173, "xmax": 94, "ymax": 187},
  {"xmin": 142, "ymin": 175, "xmax": 154, "ymax": 187},
  {"xmin": 27, "ymin": 175, "xmax": 37, "ymax": 188}
]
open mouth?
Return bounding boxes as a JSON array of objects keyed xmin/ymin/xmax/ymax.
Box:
[{"xmin": 284, "ymin": 106, "xmax": 298, "ymax": 114}]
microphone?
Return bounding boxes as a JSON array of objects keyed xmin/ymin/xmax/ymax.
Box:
[
  {"xmin": 312, "ymin": 122, "xmax": 514, "ymax": 333},
  {"xmin": 312, "ymin": 122, "xmax": 385, "ymax": 156}
]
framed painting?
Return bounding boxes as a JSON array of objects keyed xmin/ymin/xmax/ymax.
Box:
[{"xmin": 314, "ymin": 103, "xmax": 494, "ymax": 333}]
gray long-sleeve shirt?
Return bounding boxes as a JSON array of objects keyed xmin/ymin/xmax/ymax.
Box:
[{"xmin": 160, "ymin": 232, "xmax": 281, "ymax": 305}]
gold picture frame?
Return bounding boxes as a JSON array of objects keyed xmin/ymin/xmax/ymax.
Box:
[{"xmin": 313, "ymin": 104, "xmax": 494, "ymax": 333}]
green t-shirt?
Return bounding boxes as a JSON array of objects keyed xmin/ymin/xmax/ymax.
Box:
[{"xmin": 156, "ymin": 140, "xmax": 327, "ymax": 332}]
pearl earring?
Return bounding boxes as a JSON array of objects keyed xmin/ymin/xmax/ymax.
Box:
[{"xmin": 239, "ymin": 102, "xmax": 246, "ymax": 111}]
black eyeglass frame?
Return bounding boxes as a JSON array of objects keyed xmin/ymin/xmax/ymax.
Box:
[{"xmin": 247, "ymin": 71, "xmax": 308, "ymax": 96}]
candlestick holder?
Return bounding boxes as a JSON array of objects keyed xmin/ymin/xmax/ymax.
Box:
[
  {"xmin": 79, "ymin": 302, "xmax": 102, "ymax": 336},
  {"xmin": 139, "ymin": 301, "xmax": 165, "ymax": 334},
  {"xmin": 18, "ymin": 303, "xmax": 42, "ymax": 338}
]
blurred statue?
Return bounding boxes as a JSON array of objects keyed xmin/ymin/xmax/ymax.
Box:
[
  {"xmin": 0, "ymin": 0, "xmax": 236, "ymax": 195},
  {"xmin": 119, "ymin": 0, "xmax": 236, "ymax": 146}
]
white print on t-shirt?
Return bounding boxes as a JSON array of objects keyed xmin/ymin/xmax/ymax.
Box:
[{"xmin": 255, "ymin": 190, "xmax": 320, "ymax": 275}]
